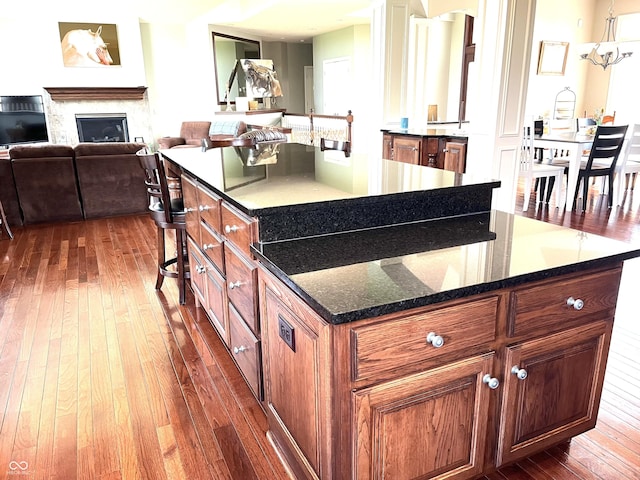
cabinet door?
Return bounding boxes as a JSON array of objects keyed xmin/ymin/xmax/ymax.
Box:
[
  {"xmin": 444, "ymin": 141, "xmax": 467, "ymax": 173},
  {"xmin": 187, "ymin": 236, "xmax": 207, "ymax": 307},
  {"xmin": 393, "ymin": 136, "xmax": 421, "ymax": 165},
  {"xmin": 204, "ymin": 256, "xmax": 229, "ymax": 346},
  {"xmin": 353, "ymin": 354, "xmax": 495, "ymax": 480},
  {"xmin": 424, "ymin": 137, "xmax": 442, "ymax": 168},
  {"xmin": 496, "ymin": 320, "xmax": 612, "ymax": 467},
  {"xmin": 181, "ymin": 174, "xmax": 200, "ymax": 243},
  {"xmin": 382, "ymin": 133, "xmax": 393, "ymax": 160}
]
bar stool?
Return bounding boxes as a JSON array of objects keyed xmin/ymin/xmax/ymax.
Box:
[
  {"xmin": 0, "ymin": 199, "xmax": 13, "ymax": 239},
  {"xmin": 137, "ymin": 149, "xmax": 188, "ymax": 304}
]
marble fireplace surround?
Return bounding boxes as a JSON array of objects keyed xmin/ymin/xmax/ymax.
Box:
[{"xmin": 43, "ymin": 87, "xmax": 153, "ymax": 146}]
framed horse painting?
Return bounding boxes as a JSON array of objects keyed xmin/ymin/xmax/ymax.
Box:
[{"xmin": 58, "ymin": 22, "xmax": 121, "ymax": 67}]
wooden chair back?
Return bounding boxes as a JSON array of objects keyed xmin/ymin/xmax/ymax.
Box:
[{"xmin": 137, "ymin": 149, "xmax": 175, "ymax": 225}]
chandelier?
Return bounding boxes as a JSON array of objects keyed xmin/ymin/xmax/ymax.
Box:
[{"xmin": 579, "ymin": 0, "xmax": 633, "ymax": 70}]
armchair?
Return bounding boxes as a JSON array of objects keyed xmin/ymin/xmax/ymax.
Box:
[{"xmin": 158, "ymin": 121, "xmax": 212, "ymax": 149}]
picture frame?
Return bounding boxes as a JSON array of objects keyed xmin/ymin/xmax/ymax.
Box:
[
  {"xmin": 58, "ymin": 22, "xmax": 121, "ymax": 67},
  {"xmin": 537, "ymin": 41, "xmax": 569, "ymax": 75}
]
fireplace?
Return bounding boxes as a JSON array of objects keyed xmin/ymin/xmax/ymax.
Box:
[{"xmin": 76, "ymin": 113, "xmax": 129, "ymax": 143}]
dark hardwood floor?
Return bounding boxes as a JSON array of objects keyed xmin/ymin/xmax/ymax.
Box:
[{"xmin": 0, "ymin": 179, "xmax": 638, "ymax": 479}]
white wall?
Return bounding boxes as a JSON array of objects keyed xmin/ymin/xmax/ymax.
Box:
[
  {"xmin": 0, "ymin": 16, "xmax": 146, "ymax": 92},
  {"xmin": 525, "ymin": 0, "xmax": 597, "ymax": 121}
]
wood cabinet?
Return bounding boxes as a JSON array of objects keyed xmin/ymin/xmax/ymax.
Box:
[
  {"xmin": 383, "ymin": 132, "xmax": 467, "ymax": 172},
  {"xmin": 444, "ymin": 140, "xmax": 467, "ymax": 173},
  {"xmin": 182, "ymin": 172, "xmax": 263, "ymax": 401},
  {"xmin": 259, "ymin": 264, "xmax": 622, "ymax": 479}
]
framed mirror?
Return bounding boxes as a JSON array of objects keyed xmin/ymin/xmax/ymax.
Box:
[{"xmin": 212, "ymin": 32, "xmax": 261, "ymax": 105}]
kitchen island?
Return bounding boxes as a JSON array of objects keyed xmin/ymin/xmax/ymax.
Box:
[{"xmin": 162, "ymin": 143, "xmax": 640, "ymax": 480}]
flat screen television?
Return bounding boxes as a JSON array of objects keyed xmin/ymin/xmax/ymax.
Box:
[{"xmin": 0, "ymin": 95, "xmax": 49, "ymax": 147}]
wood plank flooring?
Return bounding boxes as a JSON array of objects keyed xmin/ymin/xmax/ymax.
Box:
[{"xmin": 0, "ymin": 179, "xmax": 638, "ymax": 479}]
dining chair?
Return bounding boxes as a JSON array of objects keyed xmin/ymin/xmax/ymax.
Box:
[
  {"xmin": 615, "ymin": 123, "xmax": 640, "ymax": 205},
  {"xmin": 137, "ymin": 149, "xmax": 189, "ymax": 304},
  {"xmin": 601, "ymin": 111, "xmax": 616, "ymax": 125},
  {"xmin": 519, "ymin": 123, "xmax": 565, "ymax": 211},
  {"xmin": 320, "ymin": 137, "xmax": 351, "ymax": 157},
  {"xmin": 572, "ymin": 125, "xmax": 628, "ymax": 212}
]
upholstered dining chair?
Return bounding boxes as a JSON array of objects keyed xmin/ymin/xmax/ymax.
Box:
[
  {"xmin": 572, "ymin": 125, "xmax": 628, "ymax": 212},
  {"xmin": 137, "ymin": 149, "xmax": 189, "ymax": 304}
]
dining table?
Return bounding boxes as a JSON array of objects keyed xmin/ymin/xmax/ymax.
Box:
[{"xmin": 534, "ymin": 131, "xmax": 594, "ymax": 211}]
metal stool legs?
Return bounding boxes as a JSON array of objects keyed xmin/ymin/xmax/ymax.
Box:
[{"xmin": 0, "ymin": 200, "xmax": 13, "ymax": 240}]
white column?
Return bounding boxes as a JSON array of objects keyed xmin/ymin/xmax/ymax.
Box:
[{"xmin": 466, "ymin": 0, "xmax": 537, "ymax": 213}]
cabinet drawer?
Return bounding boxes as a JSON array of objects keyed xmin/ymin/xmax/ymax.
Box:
[
  {"xmin": 221, "ymin": 202, "xmax": 256, "ymax": 257},
  {"xmin": 197, "ymin": 185, "xmax": 222, "ymax": 233},
  {"xmin": 181, "ymin": 175, "xmax": 200, "ymax": 242},
  {"xmin": 200, "ymin": 222, "xmax": 224, "ymax": 275},
  {"xmin": 204, "ymin": 256, "xmax": 229, "ymax": 346},
  {"xmin": 352, "ymin": 296, "xmax": 499, "ymax": 382},
  {"xmin": 229, "ymin": 303, "xmax": 262, "ymax": 400},
  {"xmin": 225, "ymin": 242, "xmax": 259, "ymax": 335},
  {"xmin": 509, "ymin": 267, "xmax": 622, "ymax": 338}
]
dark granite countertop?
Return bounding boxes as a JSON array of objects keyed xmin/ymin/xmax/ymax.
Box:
[
  {"xmin": 381, "ymin": 127, "xmax": 468, "ymax": 138},
  {"xmin": 162, "ymin": 143, "xmax": 499, "ymax": 242},
  {"xmin": 162, "ymin": 144, "xmax": 640, "ymax": 326},
  {"xmin": 252, "ymin": 211, "xmax": 640, "ymax": 324}
]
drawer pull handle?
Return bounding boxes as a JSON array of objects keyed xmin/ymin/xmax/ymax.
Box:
[
  {"xmin": 233, "ymin": 345, "xmax": 247, "ymax": 354},
  {"xmin": 426, "ymin": 332, "xmax": 445, "ymax": 348},
  {"xmin": 185, "ymin": 207, "xmax": 197, "ymax": 213},
  {"xmin": 483, "ymin": 374, "xmax": 500, "ymax": 390},
  {"xmin": 511, "ymin": 366, "xmax": 528, "ymax": 380},
  {"xmin": 199, "ymin": 205, "xmax": 212, "ymax": 212},
  {"xmin": 225, "ymin": 224, "xmax": 239, "ymax": 234},
  {"xmin": 228, "ymin": 280, "xmax": 242, "ymax": 289},
  {"xmin": 567, "ymin": 297, "xmax": 584, "ymax": 310},
  {"xmin": 203, "ymin": 243, "xmax": 215, "ymax": 250},
  {"xmin": 195, "ymin": 265, "xmax": 206, "ymax": 274}
]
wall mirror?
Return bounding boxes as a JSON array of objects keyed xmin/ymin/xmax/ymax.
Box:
[{"xmin": 212, "ymin": 32, "xmax": 261, "ymax": 105}]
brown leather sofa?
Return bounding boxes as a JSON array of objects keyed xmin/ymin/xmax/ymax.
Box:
[
  {"xmin": 158, "ymin": 121, "xmax": 212, "ymax": 149},
  {"xmin": 158, "ymin": 120, "xmax": 248, "ymax": 149},
  {"xmin": 8, "ymin": 142, "xmax": 146, "ymax": 224},
  {"xmin": 74, "ymin": 142, "xmax": 148, "ymax": 219}
]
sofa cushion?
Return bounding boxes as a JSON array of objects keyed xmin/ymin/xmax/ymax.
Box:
[
  {"xmin": 9, "ymin": 144, "xmax": 74, "ymax": 159},
  {"xmin": 10, "ymin": 146, "xmax": 83, "ymax": 224},
  {"xmin": 74, "ymin": 142, "xmax": 148, "ymax": 219},
  {"xmin": 209, "ymin": 121, "xmax": 248, "ymax": 139}
]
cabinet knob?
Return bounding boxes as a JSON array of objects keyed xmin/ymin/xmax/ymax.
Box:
[
  {"xmin": 426, "ymin": 332, "xmax": 445, "ymax": 348},
  {"xmin": 443, "ymin": 148, "xmax": 449, "ymax": 153},
  {"xmin": 566, "ymin": 297, "xmax": 584, "ymax": 310},
  {"xmin": 203, "ymin": 243, "xmax": 215, "ymax": 250},
  {"xmin": 228, "ymin": 280, "xmax": 242, "ymax": 289},
  {"xmin": 185, "ymin": 207, "xmax": 197, "ymax": 213},
  {"xmin": 195, "ymin": 265, "xmax": 206, "ymax": 274},
  {"xmin": 225, "ymin": 224, "xmax": 239, "ymax": 234},
  {"xmin": 482, "ymin": 374, "xmax": 500, "ymax": 390},
  {"xmin": 199, "ymin": 205, "xmax": 211, "ymax": 212},
  {"xmin": 233, "ymin": 345, "xmax": 247, "ymax": 354},
  {"xmin": 511, "ymin": 365, "xmax": 528, "ymax": 380}
]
